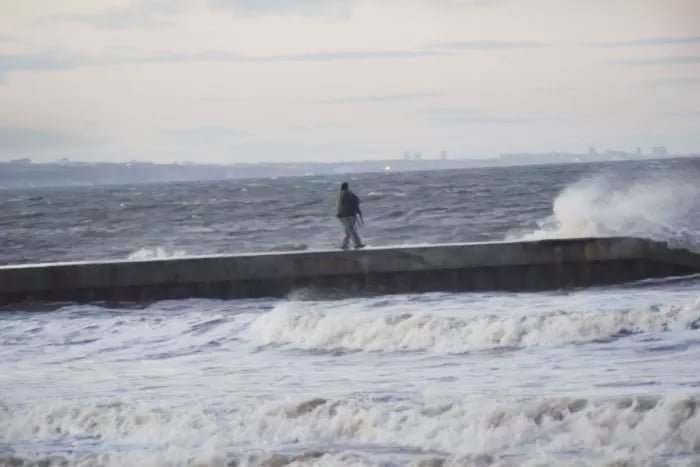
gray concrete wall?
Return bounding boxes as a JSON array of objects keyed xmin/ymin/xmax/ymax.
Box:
[{"xmin": 1, "ymin": 237, "xmax": 699, "ymax": 305}]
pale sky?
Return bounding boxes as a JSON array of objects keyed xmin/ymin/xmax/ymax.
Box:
[{"xmin": 0, "ymin": 0, "xmax": 698, "ymax": 163}]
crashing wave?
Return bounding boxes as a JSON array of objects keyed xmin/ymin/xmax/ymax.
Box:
[
  {"xmin": 248, "ymin": 299, "xmax": 700, "ymax": 354},
  {"xmin": 509, "ymin": 173, "xmax": 700, "ymax": 252},
  {"xmin": 2, "ymin": 394, "xmax": 699, "ymax": 466}
]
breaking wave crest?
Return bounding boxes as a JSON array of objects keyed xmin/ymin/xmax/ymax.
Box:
[
  {"xmin": 248, "ymin": 299, "xmax": 700, "ymax": 353},
  {"xmin": 127, "ymin": 246, "xmax": 188, "ymax": 260},
  {"xmin": 2, "ymin": 394, "xmax": 699, "ymax": 466},
  {"xmin": 511, "ymin": 173, "xmax": 700, "ymax": 251}
]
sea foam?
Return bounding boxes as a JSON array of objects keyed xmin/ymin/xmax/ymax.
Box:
[
  {"xmin": 248, "ymin": 298, "xmax": 700, "ymax": 353},
  {"xmin": 2, "ymin": 394, "xmax": 698, "ymax": 466},
  {"xmin": 511, "ymin": 173, "xmax": 700, "ymax": 251}
]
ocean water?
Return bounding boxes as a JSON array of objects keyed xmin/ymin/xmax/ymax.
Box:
[{"xmin": 1, "ymin": 158, "xmax": 700, "ymax": 466}]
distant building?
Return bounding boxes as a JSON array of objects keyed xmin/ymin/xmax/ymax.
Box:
[
  {"xmin": 651, "ymin": 146, "xmax": 668, "ymax": 157},
  {"xmin": 500, "ymin": 145, "xmax": 679, "ymax": 165},
  {"xmin": 605, "ymin": 150, "xmax": 626, "ymax": 159},
  {"xmin": 440, "ymin": 150, "xmax": 448, "ymax": 160}
]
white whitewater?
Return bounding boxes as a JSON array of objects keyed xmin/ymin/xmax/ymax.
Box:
[{"xmin": 511, "ymin": 172, "xmax": 700, "ymax": 251}]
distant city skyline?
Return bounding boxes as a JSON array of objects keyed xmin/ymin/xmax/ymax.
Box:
[
  {"xmin": 4, "ymin": 143, "xmax": 692, "ymax": 165},
  {"xmin": 0, "ymin": 0, "xmax": 699, "ymax": 164},
  {"xmin": 5, "ymin": 143, "xmax": 695, "ymax": 167}
]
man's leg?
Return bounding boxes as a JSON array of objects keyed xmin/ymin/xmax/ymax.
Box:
[
  {"xmin": 348, "ymin": 217, "xmax": 363, "ymax": 248},
  {"xmin": 339, "ymin": 218, "xmax": 350, "ymax": 249}
]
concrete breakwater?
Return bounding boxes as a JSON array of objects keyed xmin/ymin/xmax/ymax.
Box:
[{"xmin": 1, "ymin": 237, "xmax": 700, "ymax": 305}]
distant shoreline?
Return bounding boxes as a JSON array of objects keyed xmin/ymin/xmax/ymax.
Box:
[{"xmin": 1, "ymin": 154, "xmax": 698, "ymax": 189}]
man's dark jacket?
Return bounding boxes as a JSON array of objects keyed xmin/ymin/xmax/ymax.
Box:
[{"xmin": 336, "ymin": 190, "xmax": 361, "ymax": 218}]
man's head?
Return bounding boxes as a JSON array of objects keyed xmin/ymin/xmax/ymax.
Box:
[{"xmin": 340, "ymin": 182, "xmax": 349, "ymax": 191}]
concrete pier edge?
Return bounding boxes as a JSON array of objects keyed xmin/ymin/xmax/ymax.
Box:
[{"xmin": 1, "ymin": 237, "xmax": 699, "ymax": 305}]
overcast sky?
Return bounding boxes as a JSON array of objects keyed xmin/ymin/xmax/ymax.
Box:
[{"xmin": 0, "ymin": 0, "xmax": 698, "ymax": 163}]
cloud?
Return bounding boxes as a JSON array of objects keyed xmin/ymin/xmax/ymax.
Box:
[
  {"xmin": 260, "ymin": 49, "xmax": 445, "ymax": 61},
  {"xmin": 0, "ymin": 51, "xmax": 244, "ymax": 79},
  {"xmin": 585, "ymin": 36, "xmax": 700, "ymax": 47},
  {"xmin": 0, "ymin": 36, "xmax": 541, "ymax": 79},
  {"xmin": 209, "ymin": 0, "xmax": 350, "ymax": 17},
  {"xmin": 328, "ymin": 92, "xmax": 441, "ymax": 103},
  {"xmin": 164, "ymin": 127, "xmax": 246, "ymax": 145},
  {"xmin": 421, "ymin": 108, "xmax": 527, "ymax": 124},
  {"xmin": 0, "ymin": 127, "xmax": 80, "ymax": 151},
  {"xmin": 201, "ymin": 96, "xmax": 244, "ymax": 102},
  {"xmin": 439, "ymin": 0, "xmax": 506, "ymax": 5},
  {"xmin": 445, "ymin": 116, "xmax": 526, "ymax": 124},
  {"xmin": 0, "ymin": 54, "xmax": 86, "ymax": 80},
  {"xmin": 663, "ymin": 109, "xmax": 700, "ymax": 118},
  {"xmin": 430, "ymin": 40, "xmax": 541, "ymax": 50},
  {"xmin": 127, "ymin": 51, "xmax": 245, "ymax": 63},
  {"xmin": 58, "ymin": 0, "xmax": 190, "ymax": 29},
  {"xmin": 65, "ymin": 11, "xmax": 167, "ymax": 29},
  {"xmin": 209, "ymin": 0, "xmax": 503, "ymax": 16},
  {"xmin": 0, "ymin": 47, "xmax": 450, "ymax": 79},
  {"xmin": 650, "ymin": 77, "xmax": 700, "ymax": 86},
  {"xmin": 607, "ymin": 56, "xmax": 700, "ymax": 66}
]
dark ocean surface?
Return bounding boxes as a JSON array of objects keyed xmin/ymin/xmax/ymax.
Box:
[
  {"xmin": 1, "ymin": 158, "xmax": 700, "ymax": 466},
  {"xmin": 2, "ymin": 158, "xmax": 697, "ymax": 265}
]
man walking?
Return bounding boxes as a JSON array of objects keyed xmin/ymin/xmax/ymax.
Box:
[{"xmin": 336, "ymin": 182, "xmax": 365, "ymax": 250}]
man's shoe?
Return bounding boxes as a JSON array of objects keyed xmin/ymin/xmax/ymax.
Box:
[{"xmin": 354, "ymin": 244, "xmax": 366, "ymax": 249}]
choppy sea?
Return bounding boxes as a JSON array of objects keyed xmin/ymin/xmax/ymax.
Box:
[{"xmin": 2, "ymin": 158, "xmax": 700, "ymax": 466}]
